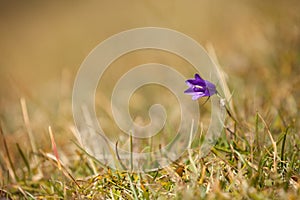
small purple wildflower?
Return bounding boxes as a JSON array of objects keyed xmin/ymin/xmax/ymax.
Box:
[{"xmin": 184, "ymin": 73, "xmax": 217, "ymax": 100}]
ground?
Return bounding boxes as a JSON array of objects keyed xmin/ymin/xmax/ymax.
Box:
[{"xmin": 0, "ymin": 1, "xmax": 299, "ymax": 199}]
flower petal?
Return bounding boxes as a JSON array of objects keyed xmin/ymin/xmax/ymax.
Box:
[
  {"xmin": 186, "ymin": 78, "xmax": 205, "ymax": 86},
  {"xmin": 204, "ymin": 80, "xmax": 217, "ymax": 95},
  {"xmin": 185, "ymin": 80, "xmax": 194, "ymax": 87},
  {"xmin": 184, "ymin": 87, "xmax": 195, "ymax": 94},
  {"xmin": 195, "ymin": 73, "xmax": 202, "ymax": 80},
  {"xmin": 184, "ymin": 73, "xmax": 217, "ymax": 100},
  {"xmin": 192, "ymin": 93, "xmax": 205, "ymax": 100}
]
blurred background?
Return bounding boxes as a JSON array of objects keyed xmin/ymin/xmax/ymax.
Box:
[{"xmin": 0, "ymin": 0, "xmax": 299, "ymax": 156}]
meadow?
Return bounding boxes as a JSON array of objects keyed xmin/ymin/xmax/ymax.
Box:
[{"xmin": 0, "ymin": 1, "xmax": 299, "ymax": 199}]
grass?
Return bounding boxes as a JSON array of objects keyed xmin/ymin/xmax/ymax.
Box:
[
  {"xmin": 1, "ymin": 46, "xmax": 299, "ymax": 199},
  {"xmin": 0, "ymin": 108, "xmax": 299, "ymax": 199},
  {"xmin": 1, "ymin": 2, "xmax": 300, "ymax": 199}
]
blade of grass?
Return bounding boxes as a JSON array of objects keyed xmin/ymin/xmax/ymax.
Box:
[
  {"xmin": 70, "ymin": 126, "xmax": 98, "ymax": 175},
  {"xmin": 20, "ymin": 98, "xmax": 43, "ymax": 178},
  {"xmin": 71, "ymin": 139, "xmax": 109, "ymax": 172},
  {"xmin": 48, "ymin": 126, "xmax": 62, "ymax": 170},
  {"xmin": 284, "ymin": 150, "xmax": 297, "ymax": 190},
  {"xmin": 115, "ymin": 141, "xmax": 127, "ymax": 170},
  {"xmin": 0, "ymin": 124, "xmax": 18, "ymax": 182},
  {"xmin": 110, "ymin": 188, "xmax": 116, "ymax": 200},
  {"xmin": 127, "ymin": 172, "xmax": 139, "ymax": 200},
  {"xmin": 17, "ymin": 186, "xmax": 29, "ymax": 199},
  {"xmin": 39, "ymin": 150, "xmax": 81, "ymax": 189},
  {"xmin": 257, "ymin": 113, "xmax": 278, "ymax": 174},
  {"xmin": 130, "ymin": 131, "xmax": 133, "ymax": 172},
  {"xmin": 280, "ymin": 127, "xmax": 289, "ymax": 166},
  {"xmin": 206, "ymin": 43, "xmax": 237, "ymax": 119},
  {"xmin": 188, "ymin": 119, "xmax": 197, "ymax": 175},
  {"xmin": 255, "ymin": 112, "xmax": 260, "ymax": 153},
  {"xmin": 82, "ymin": 105, "xmax": 120, "ymax": 170},
  {"xmin": 16, "ymin": 143, "xmax": 31, "ymax": 177}
]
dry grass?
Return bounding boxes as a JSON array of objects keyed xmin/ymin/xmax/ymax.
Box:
[{"xmin": 1, "ymin": 1, "xmax": 300, "ymax": 199}]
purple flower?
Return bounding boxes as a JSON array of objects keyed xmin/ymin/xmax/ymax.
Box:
[{"xmin": 184, "ymin": 73, "xmax": 217, "ymax": 100}]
